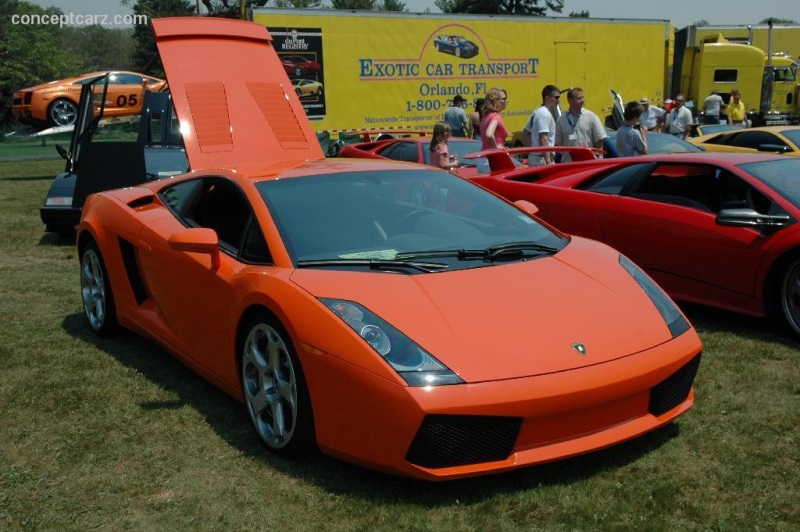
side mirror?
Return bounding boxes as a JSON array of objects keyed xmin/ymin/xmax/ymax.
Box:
[
  {"xmin": 514, "ymin": 199, "xmax": 539, "ymax": 217},
  {"xmin": 56, "ymin": 144, "xmax": 69, "ymax": 161},
  {"xmin": 716, "ymin": 208, "xmax": 792, "ymax": 234},
  {"xmin": 168, "ymin": 228, "xmax": 220, "ymax": 270}
]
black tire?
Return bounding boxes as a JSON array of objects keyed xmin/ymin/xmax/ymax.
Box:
[
  {"xmin": 316, "ymin": 87, "xmax": 323, "ymax": 97},
  {"xmin": 295, "ymin": 88, "xmax": 301, "ymax": 97},
  {"xmin": 780, "ymin": 257, "xmax": 800, "ymax": 337},
  {"xmin": 240, "ymin": 311, "xmax": 316, "ymax": 457},
  {"xmin": 47, "ymin": 98, "xmax": 78, "ymax": 127},
  {"xmin": 455, "ymin": 47, "xmax": 461, "ymax": 57},
  {"xmin": 80, "ymin": 241, "xmax": 118, "ymax": 337}
]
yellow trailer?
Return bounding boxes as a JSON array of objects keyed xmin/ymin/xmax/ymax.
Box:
[{"xmin": 251, "ymin": 8, "xmax": 672, "ymax": 137}]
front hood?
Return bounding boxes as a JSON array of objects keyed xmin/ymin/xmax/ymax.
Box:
[
  {"xmin": 290, "ymin": 238, "xmax": 681, "ymax": 383},
  {"xmin": 151, "ymin": 18, "xmax": 323, "ymax": 172}
]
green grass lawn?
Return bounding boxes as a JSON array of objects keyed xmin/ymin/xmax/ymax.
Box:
[{"xmin": 1, "ymin": 159, "xmax": 798, "ymax": 530}]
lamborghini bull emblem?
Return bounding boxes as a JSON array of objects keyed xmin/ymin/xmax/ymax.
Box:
[{"xmin": 572, "ymin": 342, "xmax": 587, "ymax": 356}]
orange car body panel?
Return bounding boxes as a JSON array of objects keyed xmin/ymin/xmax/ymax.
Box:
[
  {"xmin": 12, "ymin": 70, "xmax": 166, "ymax": 126},
  {"xmin": 76, "ymin": 18, "xmax": 703, "ymax": 480}
]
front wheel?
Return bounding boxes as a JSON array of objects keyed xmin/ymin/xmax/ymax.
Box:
[
  {"xmin": 780, "ymin": 258, "xmax": 800, "ymax": 336},
  {"xmin": 241, "ymin": 312, "xmax": 315, "ymax": 457},
  {"xmin": 80, "ymin": 241, "xmax": 118, "ymax": 336},
  {"xmin": 47, "ymin": 98, "xmax": 78, "ymax": 127}
]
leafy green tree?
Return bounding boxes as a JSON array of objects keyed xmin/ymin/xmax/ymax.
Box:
[
  {"xmin": 331, "ymin": 0, "xmax": 377, "ymax": 8},
  {"xmin": 569, "ymin": 10, "xmax": 589, "ymax": 17},
  {"xmin": 63, "ymin": 26, "xmax": 136, "ymax": 72},
  {"xmin": 274, "ymin": 0, "xmax": 324, "ymax": 7},
  {"xmin": 0, "ymin": 0, "xmax": 84, "ymax": 124},
  {"xmin": 381, "ymin": 0, "xmax": 407, "ymax": 10},
  {"xmin": 760, "ymin": 17, "xmax": 797, "ymax": 24},
  {"xmin": 434, "ymin": 0, "xmax": 563, "ymax": 16},
  {"xmin": 122, "ymin": 0, "xmax": 195, "ymax": 77}
]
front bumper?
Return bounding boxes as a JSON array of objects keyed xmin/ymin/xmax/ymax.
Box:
[{"xmin": 302, "ymin": 329, "xmax": 702, "ymax": 481}]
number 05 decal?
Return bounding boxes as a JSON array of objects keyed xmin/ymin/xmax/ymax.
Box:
[{"xmin": 115, "ymin": 94, "xmax": 139, "ymax": 107}]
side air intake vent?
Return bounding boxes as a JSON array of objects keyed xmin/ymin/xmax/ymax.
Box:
[{"xmin": 649, "ymin": 353, "xmax": 701, "ymax": 416}]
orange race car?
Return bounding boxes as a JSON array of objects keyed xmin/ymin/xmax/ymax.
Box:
[
  {"xmin": 77, "ymin": 17, "xmax": 702, "ymax": 481},
  {"xmin": 12, "ymin": 70, "xmax": 166, "ymax": 128}
]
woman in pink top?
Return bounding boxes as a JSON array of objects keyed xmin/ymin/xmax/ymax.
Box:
[{"xmin": 480, "ymin": 87, "xmax": 509, "ymax": 150}]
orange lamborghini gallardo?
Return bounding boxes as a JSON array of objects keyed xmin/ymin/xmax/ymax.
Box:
[
  {"xmin": 12, "ymin": 70, "xmax": 165, "ymax": 128},
  {"xmin": 76, "ymin": 18, "xmax": 702, "ymax": 481}
]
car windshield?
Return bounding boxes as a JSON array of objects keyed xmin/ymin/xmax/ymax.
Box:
[
  {"xmin": 781, "ymin": 128, "xmax": 800, "ymax": 147},
  {"xmin": 738, "ymin": 158, "xmax": 800, "ymax": 209},
  {"xmin": 421, "ymin": 140, "xmax": 519, "ymax": 174},
  {"xmin": 258, "ymin": 169, "xmax": 566, "ymax": 269}
]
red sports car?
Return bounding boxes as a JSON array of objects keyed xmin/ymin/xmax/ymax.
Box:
[
  {"xmin": 339, "ymin": 137, "xmax": 519, "ymax": 177},
  {"xmin": 76, "ymin": 17, "xmax": 702, "ymax": 480},
  {"xmin": 468, "ymin": 152, "xmax": 800, "ymax": 336}
]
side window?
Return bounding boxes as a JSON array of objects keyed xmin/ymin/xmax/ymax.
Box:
[
  {"xmin": 161, "ymin": 177, "xmax": 252, "ymax": 253},
  {"xmin": 109, "ymin": 73, "xmax": 144, "ymax": 85},
  {"xmin": 732, "ymin": 132, "xmax": 788, "ymax": 149},
  {"xmin": 719, "ymin": 172, "xmax": 772, "ymax": 214},
  {"xmin": 381, "ymin": 142, "xmax": 419, "ymax": 163},
  {"xmin": 631, "ymin": 165, "xmax": 720, "ymax": 212},
  {"xmin": 580, "ymin": 163, "xmax": 652, "ymax": 194},
  {"xmin": 240, "ymin": 218, "xmax": 272, "ymax": 264},
  {"xmin": 160, "ymin": 178, "xmax": 205, "ymax": 219},
  {"xmin": 196, "ymin": 179, "xmax": 252, "ymax": 252},
  {"xmin": 713, "ymin": 69, "xmax": 738, "ymax": 83}
]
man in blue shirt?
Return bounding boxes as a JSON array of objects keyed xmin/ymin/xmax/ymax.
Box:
[
  {"xmin": 443, "ymin": 94, "xmax": 469, "ymax": 137},
  {"xmin": 616, "ymin": 101, "xmax": 648, "ymax": 157}
]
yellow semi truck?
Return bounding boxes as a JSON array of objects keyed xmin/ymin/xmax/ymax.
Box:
[{"xmin": 674, "ymin": 24, "xmax": 800, "ymax": 125}]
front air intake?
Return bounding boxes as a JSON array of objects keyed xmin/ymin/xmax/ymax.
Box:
[
  {"xmin": 649, "ymin": 353, "xmax": 701, "ymax": 416},
  {"xmin": 405, "ymin": 414, "xmax": 521, "ymax": 469}
]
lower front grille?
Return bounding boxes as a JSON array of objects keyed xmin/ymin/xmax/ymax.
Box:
[
  {"xmin": 405, "ymin": 414, "xmax": 521, "ymax": 469},
  {"xmin": 649, "ymin": 353, "xmax": 701, "ymax": 416}
]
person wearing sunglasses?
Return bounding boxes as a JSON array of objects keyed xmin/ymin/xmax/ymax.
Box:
[
  {"xmin": 523, "ymin": 84, "xmax": 560, "ymax": 165},
  {"xmin": 480, "ymin": 87, "xmax": 509, "ymax": 150},
  {"xmin": 665, "ymin": 94, "xmax": 693, "ymax": 139}
]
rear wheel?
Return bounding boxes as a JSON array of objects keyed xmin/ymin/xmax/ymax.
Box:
[
  {"xmin": 80, "ymin": 241, "xmax": 118, "ymax": 336},
  {"xmin": 241, "ymin": 311, "xmax": 315, "ymax": 457},
  {"xmin": 47, "ymin": 98, "xmax": 78, "ymax": 127},
  {"xmin": 780, "ymin": 257, "xmax": 800, "ymax": 337}
]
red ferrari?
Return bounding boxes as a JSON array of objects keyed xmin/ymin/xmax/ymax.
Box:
[
  {"xmin": 469, "ymin": 152, "xmax": 800, "ymax": 336},
  {"xmin": 76, "ymin": 18, "xmax": 702, "ymax": 480}
]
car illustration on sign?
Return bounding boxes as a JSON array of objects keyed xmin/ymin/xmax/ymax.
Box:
[
  {"xmin": 292, "ymin": 78, "xmax": 323, "ymax": 98},
  {"xmin": 280, "ymin": 54, "xmax": 321, "ymax": 77},
  {"xmin": 433, "ymin": 35, "xmax": 479, "ymax": 58},
  {"xmin": 76, "ymin": 17, "xmax": 702, "ymax": 481}
]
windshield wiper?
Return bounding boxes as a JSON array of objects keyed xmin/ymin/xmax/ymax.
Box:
[
  {"xmin": 484, "ymin": 241, "xmax": 561, "ymax": 259},
  {"xmin": 296, "ymin": 258, "xmax": 449, "ymax": 273},
  {"xmin": 394, "ymin": 249, "xmax": 485, "ymax": 260},
  {"xmin": 396, "ymin": 242, "xmax": 561, "ymax": 262}
]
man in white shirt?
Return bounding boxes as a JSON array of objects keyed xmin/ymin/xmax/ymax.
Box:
[
  {"xmin": 666, "ymin": 94, "xmax": 693, "ymax": 139},
  {"xmin": 639, "ymin": 97, "xmax": 664, "ymax": 132},
  {"xmin": 523, "ymin": 84, "xmax": 560, "ymax": 165}
]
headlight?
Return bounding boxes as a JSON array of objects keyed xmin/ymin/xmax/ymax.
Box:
[
  {"xmin": 619, "ymin": 255, "xmax": 690, "ymax": 338},
  {"xmin": 320, "ymin": 298, "xmax": 464, "ymax": 386}
]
